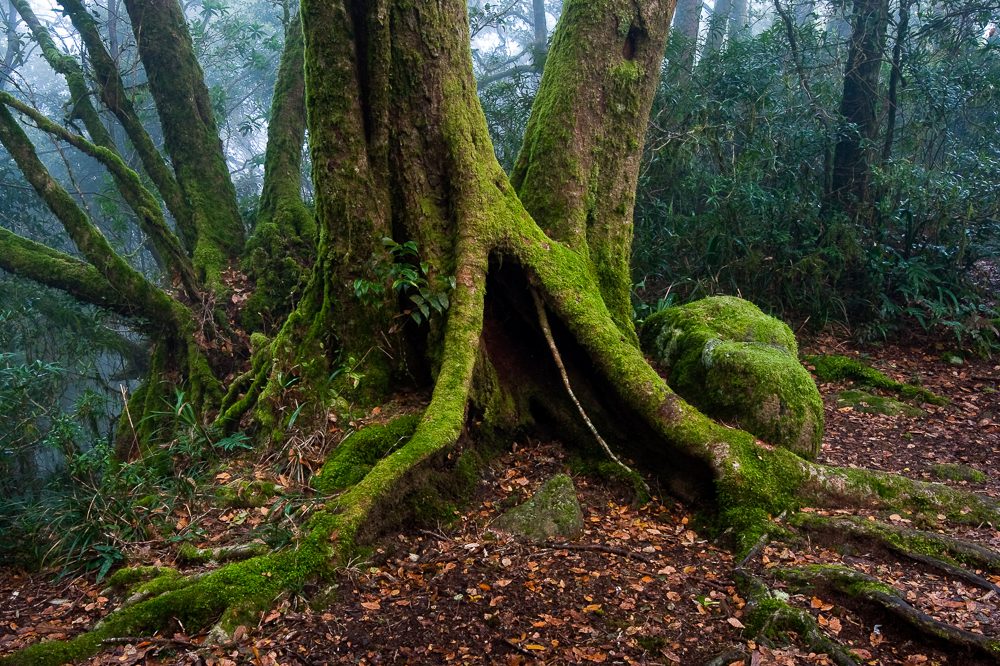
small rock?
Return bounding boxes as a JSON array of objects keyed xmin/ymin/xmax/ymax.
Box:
[{"xmin": 491, "ymin": 474, "xmax": 584, "ymax": 542}]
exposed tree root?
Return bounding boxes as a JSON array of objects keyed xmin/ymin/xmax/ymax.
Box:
[
  {"xmin": 791, "ymin": 513, "xmax": 1000, "ymax": 576},
  {"xmin": 0, "ymin": 251, "xmax": 487, "ymax": 666},
  {"xmin": 776, "ymin": 564, "xmax": 1000, "ymax": 661},
  {"xmin": 735, "ymin": 569, "xmax": 860, "ymax": 666}
]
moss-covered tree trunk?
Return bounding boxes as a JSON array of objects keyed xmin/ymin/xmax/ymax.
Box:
[
  {"xmin": 5, "ymin": 1, "xmax": 999, "ymax": 663},
  {"xmin": 122, "ymin": 0, "xmax": 244, "ymax": 286},
  {"xmin": 242, "ymin": 13, "xmax": 314, "ymax": 334}
]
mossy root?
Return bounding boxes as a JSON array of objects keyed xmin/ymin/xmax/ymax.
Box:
[
  {"xmin": 777, "ymin": 564, "xmax": 1000, "ymax": 661},
  {"xmin": 735, "ymin": 568, "xmax": 860, "ymax": 666}
]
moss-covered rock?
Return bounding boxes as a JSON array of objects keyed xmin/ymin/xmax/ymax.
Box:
[
  {"xmin": 491, "ymin": 474, "xmax": 584, "ymax": 542},
  {"xmin": 641, "ymin": 296, "xmax": 823, "ymax": 459}
]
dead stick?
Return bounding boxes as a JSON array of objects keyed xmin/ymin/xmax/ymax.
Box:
[
  {"xmin": 102, "ymin": 636, "xmax": 201, "ymax": 649},
  {"xmin": 544, "ymin": 542, "xmax": 654, "ymax": 564}
]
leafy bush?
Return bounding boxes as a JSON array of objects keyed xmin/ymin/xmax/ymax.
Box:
[{"xmin": 629, "ymin": 19, "xmax": 1000, "ymax": 345}]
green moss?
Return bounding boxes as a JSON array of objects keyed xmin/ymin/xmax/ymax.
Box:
[
  {"xmin": 107, "ymin": 566, "xmax": 176, "ymax": 590},
  {"xmin": 930, "ymin": 463, "xmax": 987, "ymax": 483},
  {"xmin": 714, "ymin": 439, "xmax": 808, "ymax": 554},
  {"xmin": 776, "ymin": 563, "xmax": 897, "ymax": 597},
  {"xmin": 130, "ymin": 569, "xmax": 187, "ymax": 597},
  {"xmin": 491, "ymin": 474, "xmax": 585, "ymax": 542},
  {"xmin": 836, "ymin": 466, "xmax": 999, "ymax": 525},
  {"xmin": 313, "ymin": 414, "xmax": 421, "ymax": 494},
  {"xmin": 641, "ymin": 296, "xmax": 822, "ymax": 458},
  {"xmin": 837, "ymin": 389, "xmax": 924, "ymax": 417},
  {"xmin": 242, "ymin": 14, "xmax": 314, "ymax": 332},
  {"xmin": 805, "ymin": 354, "xmax": 946, "ymax": 405},
  {"xmin": 644, "ymin": 296, "xmax": 798, "ymax": 356}
]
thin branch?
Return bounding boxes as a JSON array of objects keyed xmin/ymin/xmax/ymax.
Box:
[{"xmin": 530, "ymin": 289, "xmax": 649, "ymax": 494}]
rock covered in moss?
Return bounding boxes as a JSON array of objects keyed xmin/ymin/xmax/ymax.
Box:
[
  {"xmin": 641, "ymin": 296, "xmax": 822, "ymax": 459},
  {"xmin": 491, "ymin": 474, "xmax": 584, "ymax": 542}
]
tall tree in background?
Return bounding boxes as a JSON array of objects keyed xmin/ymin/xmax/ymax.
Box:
[
  {"xmin": 828, "ymin": 0, "xmax": 889, "ymax": 212},
  {"xmin": 670, "ymin": 0, "xmax": 703, "ymax": 77},
  {"xmin": 704, "ymin": 0, "xmax": 733, "ymax": 54}
]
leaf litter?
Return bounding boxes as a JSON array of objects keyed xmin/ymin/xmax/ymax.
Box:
[{"xmin": 1, "ymin": 336, "xmax": 998, "ymax": 664}]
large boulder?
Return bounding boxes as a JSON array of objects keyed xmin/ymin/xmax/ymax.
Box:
[
  {"xmin": 641, "ymin": 296, "xmax": 823, "ymax": 459},
  {"xmin": 491, "ymin": 474, "xmax": 585, "ymax": 542}
]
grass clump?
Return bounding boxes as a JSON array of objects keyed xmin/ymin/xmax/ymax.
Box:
[
  {"xmin": 930, "ymin": 463, "xmax": 987, "ymax": 483},
  {"xmin": 805, "ymin": 354, "xmax": 946, "ymax": 405}
]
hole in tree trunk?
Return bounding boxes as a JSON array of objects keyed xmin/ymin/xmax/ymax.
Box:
[
  {"xmin": 623, "ymin": 25, "xmax": 642, "ymax": 60},
  {"xmin": 481, "ymin": 254, "xmax": 715, "ymax": 506}
]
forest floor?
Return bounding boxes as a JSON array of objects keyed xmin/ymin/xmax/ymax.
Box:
[{"xmin": 1, "ymin": 333, "xmax": 998, "ymax": 665}]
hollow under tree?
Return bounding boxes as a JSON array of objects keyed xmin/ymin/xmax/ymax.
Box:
[{"xmin": 1, "ymin": 0, "xmax": 998, "ymax": 664}]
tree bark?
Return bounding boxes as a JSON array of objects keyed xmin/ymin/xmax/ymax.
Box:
[
  {"xmin": 729, "ymin": 0, "xmax": 748, "ymax": 38},
  {"xmin": 881, "ymin": 0, "xmax": 909, "ymax": 165},
  {"xmin": 671, "ymin": 0, "xmax": 703, "ymax": 77},
  {"xmin": 0, "ymin": 92, "xmax": 202, "ymax": 302},
  {"xmin": 704, "ymin": 0, "xmax": 732, "ymax": 54},
  {"xmin": 531, "ymin": 0, "xmax": 549, "ymax": 69},
  {"xmin": 828, "ymin": 0, "xmax": 889, "ymax": 214},
  {"xmin": 4, "ymin": 2, "xmax": 1000, "ymax": 663},
  {"xmin": 122, "ymin": 0, "xmax": 245, "ymax": 286}
]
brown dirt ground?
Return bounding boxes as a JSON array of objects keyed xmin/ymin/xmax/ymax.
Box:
[{"xmin": 1, "ymin": 335, "xmax": 998, "ymax": 665}]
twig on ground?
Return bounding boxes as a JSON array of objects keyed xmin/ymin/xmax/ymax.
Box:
[{"xmin": 542, "ymin": 541, "xmax": 654, "ymax": 564}]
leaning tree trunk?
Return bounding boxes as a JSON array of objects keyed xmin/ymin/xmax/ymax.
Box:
[{"xmin": 122, "ymin": 0, "xmax": 245, "ymax": 287}]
